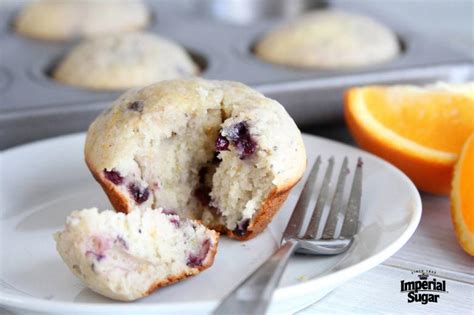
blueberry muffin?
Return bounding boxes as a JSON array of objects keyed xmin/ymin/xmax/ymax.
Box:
[
  {"xmin": 54, "ymin": 207, "xmax": 219, "ymax": 301},
  {"xmin": 255, "ymin": 10, "xmax": 400, "ymax": 69},
  {"xmin": 53, "ymin": 32, "xmax": 199, "ymax": 90},
  {"xmin": 85, "ymin": 79, "xmax": 306, "ymax": 240},
  {"xmin": 15, "ymin": 0, "xmax": 150, "ymax": 41}
]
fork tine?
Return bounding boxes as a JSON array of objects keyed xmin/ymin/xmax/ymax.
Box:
[
  {"xmin": 282, "ymin": 156, "xmax": 321, "ymax": 240},
  {"xmin": 340, "ymin": 157, "xmax": 363, "ymax": 238},
  {"xmin": 303, "ymin": 157, "xmax": 335, "ymax": 239},
  {"xmin": 321, "ymin": 157, "xmax": 350, "ymax": 240}
]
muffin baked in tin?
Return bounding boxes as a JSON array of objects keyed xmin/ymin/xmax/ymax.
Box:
[
  {"xmin": 255, "ymin": 9, "xmax": 400, "ymax": 69},
  {"xmin": 14, "ymin": 0, "xmax": 150, "ymax": 41},
  {"xmin": 53, "ymin": 32, "xmax": 199, "ymax": 90}
]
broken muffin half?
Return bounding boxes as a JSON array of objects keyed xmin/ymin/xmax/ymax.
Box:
[{"xmin": 54, "ymin": 208, "xmax": 218, "ymax": 301}]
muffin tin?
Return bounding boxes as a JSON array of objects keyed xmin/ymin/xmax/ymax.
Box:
[{"xmin": 1, "ymin": 0, "xmax": 473, "ymax": 149}]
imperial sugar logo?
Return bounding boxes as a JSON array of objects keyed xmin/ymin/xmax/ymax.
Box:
[{"xmin": 400, "ymin": 269, "xmax": 448, "ymax": 304}]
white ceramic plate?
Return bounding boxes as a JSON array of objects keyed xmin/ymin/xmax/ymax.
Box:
[{"xmin": 0, "ymin": 133, "xmax": 421, "ymax": 315}]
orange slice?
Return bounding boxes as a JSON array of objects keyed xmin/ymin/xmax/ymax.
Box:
[
  {"xmin": 451, "ymin": 132, "xmax": 474, "ymax": 255},
  {"xmin": 344, "ymin": 83, "xmax": 474, "ymax": 194}
]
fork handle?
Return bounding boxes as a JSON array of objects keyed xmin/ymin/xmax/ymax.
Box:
[{"xmin": 213, "ymin": 239, "xmax": 299, "ymax": 315}]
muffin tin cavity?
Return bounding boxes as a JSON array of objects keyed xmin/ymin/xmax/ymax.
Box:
[
  {"xmin": 247, "ymin": 33, "xmax": 408, "ymax": 71},
  {"xmin": 188, "ymin": 49, "xmax": 209, "ymax": 75},
  {"xmin": 0, "ymin": 0, "xmax": 472, "ymax": 149},
  {"xmin": 29, "ymin": 52, "xmax": 117, "ymax": 93},
  {"xmin": 11, "ymin": 0, "xmax": 154, "ymax": 41},
  {"xmin": 30, "ymin": 47, "xmax": 208, "ymax": 93},
  {"xmin": 7, "ymin": 3, "xmax": 157, "ymax": 40}
]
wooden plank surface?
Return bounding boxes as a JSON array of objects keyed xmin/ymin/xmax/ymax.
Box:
[
  {"xmin": 299, "ymin": 264, "xmax": 473, "ymax": 314},
  {"xmin": 388, "ymin": 195, "xmax": 473, "ymax": 278},
  {"xmin": 300, "ymin": 194, "xmax": 474, "ymax": 314}
]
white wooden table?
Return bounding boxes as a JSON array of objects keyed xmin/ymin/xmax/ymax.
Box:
[{"xmin": 298, "ymin": 194, "xmax": 474, "ymax": 314}]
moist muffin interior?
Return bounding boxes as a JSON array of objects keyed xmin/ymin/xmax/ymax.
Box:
[
  {"xmin": 54, "ymin": 208, "xmax": 218, "ymax": 301},
  {"xmin": 97, "ymin": 96, "xmax": 275, "ymax": 233}
]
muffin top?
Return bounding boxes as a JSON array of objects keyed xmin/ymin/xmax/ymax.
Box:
[
  {"xmin": 15, "ymin": 0, "xmax": 150, "ymax": 41},
  {"xmin": 85, "ymin": 78, "xmax": 305, "ymax": 188},
  {"xmin": 53, "ymin": 32, "xmax": 199, "ymax": 90},
  {"xmin": 255, "ymin": 9, "xmax": 400, "ymax": 69},
  {"xmin": 84, "ymin": 79, "xmax": 306, "ymax": 236}
]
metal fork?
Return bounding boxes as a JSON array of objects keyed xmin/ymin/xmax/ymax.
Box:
[{"xmin": 213, "ymin": 156, "xmax": 363, "ymax": 315}]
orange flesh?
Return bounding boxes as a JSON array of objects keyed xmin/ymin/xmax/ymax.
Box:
[
  {"xmin": 364, "ymin": 88, "xmax": 474, "ymax": 153},
  {"xmin": 460, "ymin": 136, "xmax": 474, "ymax": 233}
]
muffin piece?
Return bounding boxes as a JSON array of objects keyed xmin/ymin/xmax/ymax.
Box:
[
  {"xmin": 15, "ymin": 0, "xmax": 149, "ymax": 41},
  {"xmin": 53, "ymin": 32, "xmax": 199, "ymax": 90},
  {"xmin": 85, "ymin": 79, "xmax": 306, "ymax": 240},
  {"xmin": 255, "ymin": 9, "xmax": 400, "ymax": 69},
  {"xmin": 54, "ymin": 208, "xmax": 219, "ymax": 301}
]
